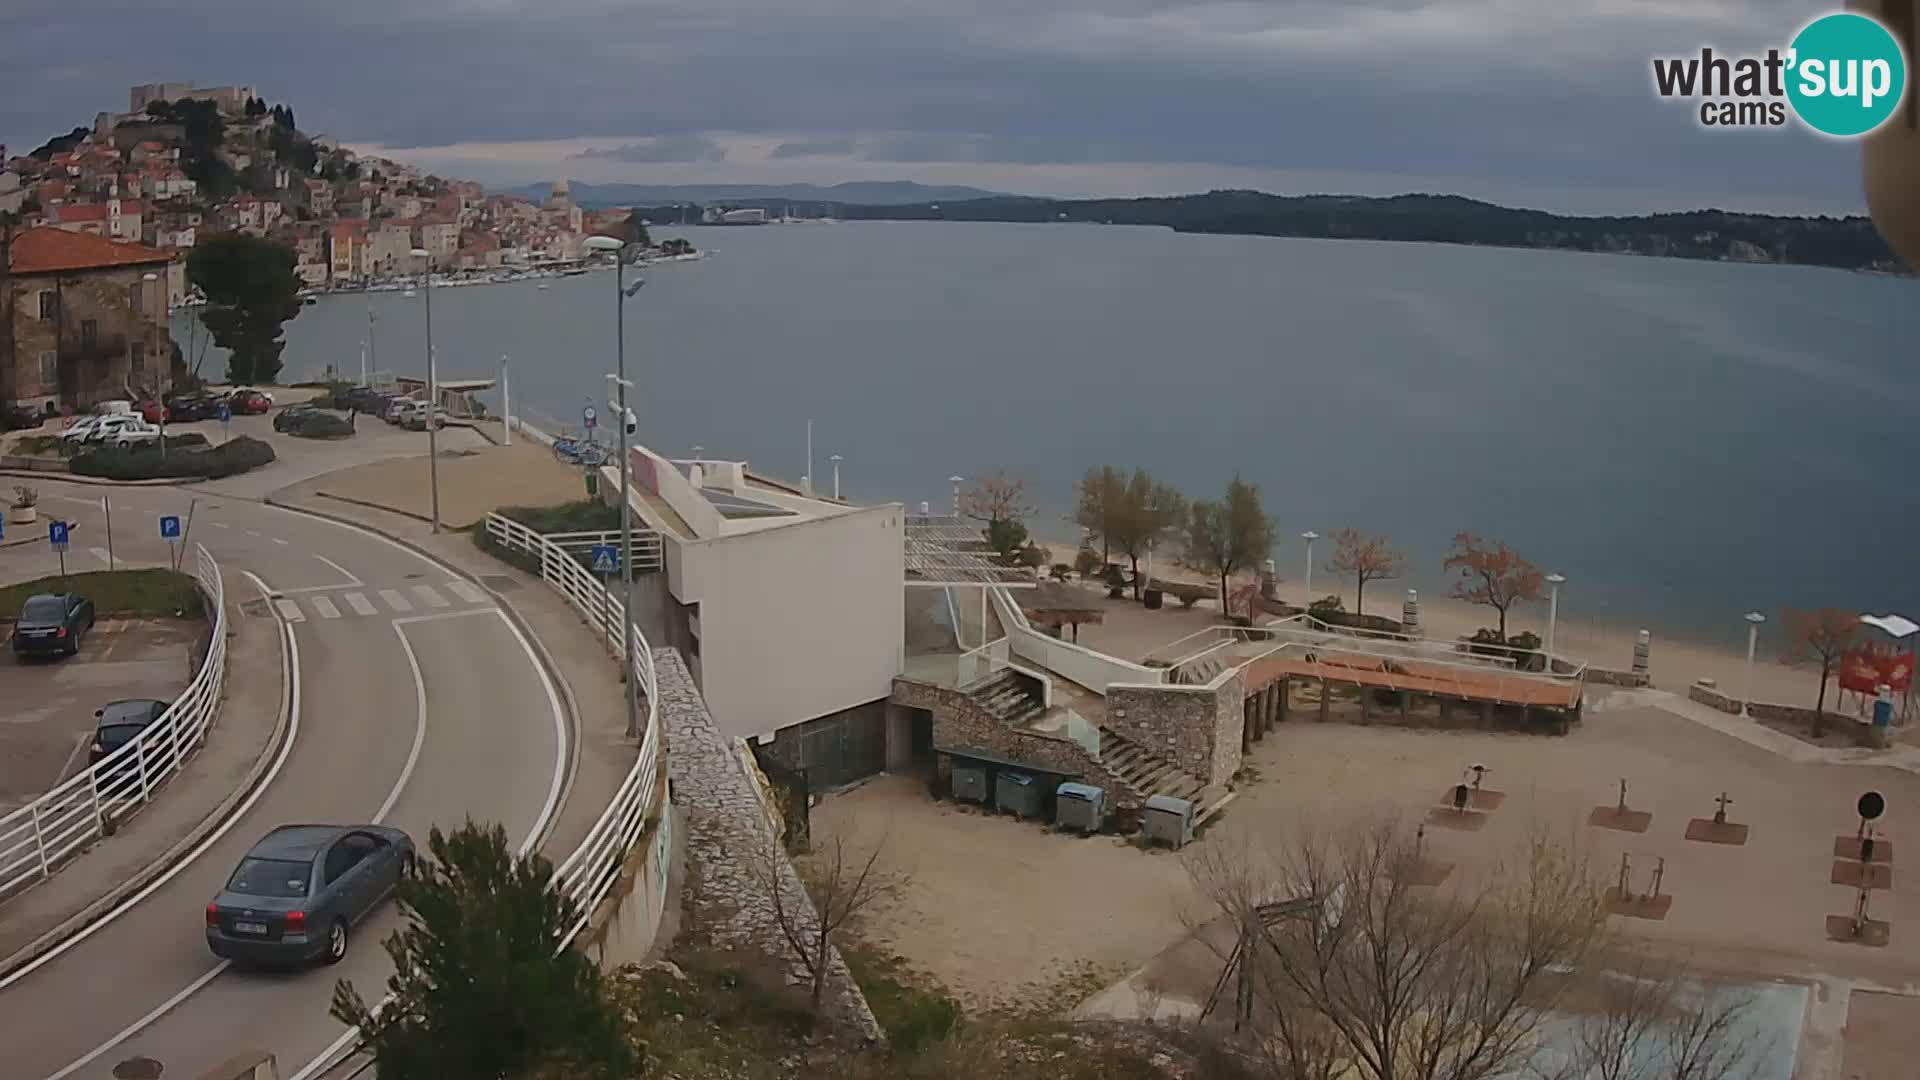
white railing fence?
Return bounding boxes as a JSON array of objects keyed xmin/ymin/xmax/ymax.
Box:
[
  {"xmin": 540, "ymin": 529, "xmax": 665, "ymax": 573},
  {"xmin": 0, "ymin": 544, "xmax": 227, "ymax": 900},
  {"xmin": 482, "ymin": 511, "xmax": 663, "ymax": 946}
]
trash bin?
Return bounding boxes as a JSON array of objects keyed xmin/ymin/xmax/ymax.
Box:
[
  {"xmin": 1143, "ymin": 794, "xmax": 1196, "ymax": 848},
  {"xmin": 1055, "ymin": 782, "xmax": 1106, "ymax": 832},
  {"xmin": 952, "ymin": 764, "xmax": 989, "ymax": 804},
  {"xmin": 996, "ymin": 771, "xmax": 1042, "ymax": 817},
  {"xmin": 1143, "ymin": 588, "xmax": 1164, "ymax": 610}
]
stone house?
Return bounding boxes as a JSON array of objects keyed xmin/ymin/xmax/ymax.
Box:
[{"xmin": 1, "ymin": 227, "xmax": 175, "ymax": 409}]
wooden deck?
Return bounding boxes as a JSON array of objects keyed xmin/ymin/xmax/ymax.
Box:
[{"xmin": 1243, "ymin": 654, "xmax": 1581, "ymax": 710}]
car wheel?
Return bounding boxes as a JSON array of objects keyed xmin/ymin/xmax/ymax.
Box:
[{"xmin": 323, "ymin": 918, "xmax": 348, "ymax": 965}]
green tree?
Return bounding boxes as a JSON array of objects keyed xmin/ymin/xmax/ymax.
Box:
[
  {"xmin": 1184, "ymin": 473, "xmax": 1272, "ymax": 617},
  {"xmin": 330, "ymin": 821, "xmax": 635, "ymax": 1080},
  {"xmin": 986, "ymin": 516, "xmax": 1030, "ymax": 563},
  {"xmin": 1108, "ymin": 469, "xmax": 1185, "ymax": 600},
  {"xmin": 1073, "ymin": 465, "xmax": 1125, "ymax": 567},
  {"xmin": 187, "ymin": 233, "xmax": 303, "ymax": 384},
  {"xmin": 621, "ymin": 211, "xmax": 651, "ymax": 248}
]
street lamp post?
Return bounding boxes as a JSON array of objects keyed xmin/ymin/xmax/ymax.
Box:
[
  {"xmin": 499, "ymin": 354, "xmax": 511, "ymax": 446},
  {"xmin": 1301, "ymin": 531, "xmax": 1319, "ymax": 609},
  {"xmin": 1743, "ymin": 611, "xmax": 1767, "ymax": 716},
  {"xmin": 410, "ymin": 249, "xmax": 441, "ymax": 533},
  {"xmin": 830, "ymin": 454, "xmax": 843, "ymax": 500},
  {"xmin": 586, "ymin": 234, "xmax": 645, "ymax": 739},
  {"xmin": 1545, "ymin": 573, "xmax": 1566, "ymax": 661},
  {"xmin": 949, "ymin": 475, "xmax": 964, "ymax": 518}
]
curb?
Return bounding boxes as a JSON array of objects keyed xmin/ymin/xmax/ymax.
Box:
[
  {"xmin": 263, "ymin": 490, "xmax": 586, "ymax": 854},
  {"xmin": 0, "ymin": 577, "xmax": 293, "ymax": 983},
  {"xmin": 0, "ymin": 470, "xmax": 190, "ymax": 487},
  {"xmin": 313, "ymin": 490, "xmax": 440, "ymax": 528}
]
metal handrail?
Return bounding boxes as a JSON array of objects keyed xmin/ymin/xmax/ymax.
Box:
[
  {"xmin": 0, "ymin": 544, "xmax": 227, "ymax": 900},
  {"xmin": 481, "ymin": 512, "xmax": 662, "ymax": 945}
]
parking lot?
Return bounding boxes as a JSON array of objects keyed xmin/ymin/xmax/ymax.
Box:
[{"xmin": 0, "ymin": 617, "xmax": 203, "ymax": 815}]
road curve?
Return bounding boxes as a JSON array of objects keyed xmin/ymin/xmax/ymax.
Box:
[{"xmin": 0, "ymin": 480, "xmax": 571, "ymax": 1080}]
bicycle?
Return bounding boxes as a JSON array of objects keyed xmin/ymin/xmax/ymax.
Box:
[{"xmin": 552, "ymin": 437, "xmax": 609, "ymax": 467}]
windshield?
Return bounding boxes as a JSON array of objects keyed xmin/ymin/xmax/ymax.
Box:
[
  {"xmin": 99, "ymin": 701, "xmax": 159, "ymax": 725},
  {"xmin": 227, "ymin": 857, "xmax": 311, "ymax": 898},
  {"xmin": 97, "ymin": 723, "xmax": 146, "ymax": 751},
  {"xmin": 20, "ymin": 597, "xmax": 65, "ymax": 622}
]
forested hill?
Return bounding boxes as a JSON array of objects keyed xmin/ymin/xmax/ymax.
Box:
[{"xmin": 834, "ymin": 191, "xmax": 1901, "ymax": 272}]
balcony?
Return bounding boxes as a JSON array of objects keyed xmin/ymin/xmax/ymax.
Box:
[{"xmin": 1858, "ymin": 0, "xmax": 1920, "ymax": 266}]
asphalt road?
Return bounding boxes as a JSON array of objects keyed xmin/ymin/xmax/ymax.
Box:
[{"xmin": 0, "ymin": 478, "xmax": 570, "ymax": 1080}]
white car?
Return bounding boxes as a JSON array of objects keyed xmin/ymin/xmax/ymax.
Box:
[
  {"xmin": 60, "ymin": 416, "xmax": 105, "ymax": 442},
  {"xmin": 107, "ymin": 420, "xmax": 162, "ymax": 447},
  {"xmin": 64, "ymin": 415, "xmax": 145, "ymax": 445}
]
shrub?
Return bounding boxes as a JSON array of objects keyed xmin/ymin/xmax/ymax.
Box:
[
  {"xmin": 1308, "ymin": 594, "xmax": 1346, "ymax": 614},
  {"xmin": 1467, "ymin": 627, "xmax": 1544, "ymax": 668},
  {"xmin": 1017, "ymin": 542, "xmax": 1048, "ymax": 569},
  {"xmin": 278, "ymin": 410, "xmax": 355, "ymax": 438},
  {"xmin": 70, "ymin": 435, "xmax": 276, "ymax": 481},
  {"xmin": 1050, "ymin": 562, "xmax": 1073, "ymax": 582},
  {"xmin": 1073, "ymin": 548, "xmax": 1102, "ymax": 577},
  {"xmin": 11, "ymin": 484, "xmax": 37, "ymax": 508}
]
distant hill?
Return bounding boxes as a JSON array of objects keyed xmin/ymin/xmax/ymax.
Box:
[
  {"xmin": 834, "ymin": 190, "xmax": 1902, "ymax": 272},
  {"xmin": 506, "ymin": 180, "xmax": 1010, "ymax": 208}
]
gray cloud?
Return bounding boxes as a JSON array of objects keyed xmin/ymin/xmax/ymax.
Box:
[
  {"xmin": 574, "ymin": 134, "xmax": 728, "ymax": 162},
  {"xmin": 771, "ymin": 136, "xmax": 858, "ymax": 158},
  {"xmin": 0, "ymin": 0, "xmax": 1868, "ymax": 212}
]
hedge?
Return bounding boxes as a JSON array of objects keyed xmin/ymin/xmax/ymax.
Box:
[{"xmin": 70, "ymin": 435, "xmax": 277, "ymax": 481}]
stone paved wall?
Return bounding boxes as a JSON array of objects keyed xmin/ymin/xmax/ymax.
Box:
[
  {"xmin": 657, "ymin": 649, "xmax": 884, "ymax": 1042},
  {"xmin": 891, "ymin": 677, "xmax": 1140, "ymax": 809},
  {"xmin": 1105, "ymin": 671, "xmax": 1245, "ymax": 788},
  {"xmin": 1586, "ymin": 668, "xmax": 1651, "ymax": 688}
]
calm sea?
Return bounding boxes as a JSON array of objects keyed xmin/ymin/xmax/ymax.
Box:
[{"xmin": 177, "ymin": 221, "xmax": 1920, "ymax": 644}]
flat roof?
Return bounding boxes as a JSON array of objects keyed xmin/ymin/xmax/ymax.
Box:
[{"xmin": 905, "ymin": 515, "xmax": 1034, "ymax": 584}]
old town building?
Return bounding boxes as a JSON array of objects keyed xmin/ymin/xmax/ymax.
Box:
[{"xmin": 1, "ymin": 227, "xmax": 175, "ymax": 409}]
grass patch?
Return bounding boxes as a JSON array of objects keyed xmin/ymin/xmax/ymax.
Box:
[
  {"xmin": 612, "ymin": 949, "xmax": 842, "ymax": 1080},
  {"xmin": 840, "ymin": 942, "xmax": 960, "ymax": 1053},
  {"xmin": 0, "ymin": 569, "xmax": 203, "ymax": 619},
  {"xmin": 499, "ymin": 499, "xmax": 621, "ymax": 533}
]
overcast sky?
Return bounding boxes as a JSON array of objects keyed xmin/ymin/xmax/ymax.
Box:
[{"xmin": 0, "ymin": 0, "xmax": 1871, "ymax": 214}]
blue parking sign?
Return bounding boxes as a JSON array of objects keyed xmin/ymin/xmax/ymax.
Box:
[
  {"xmin": 589, "ymin": 544, "xmax": 619, "ymax": 574},
  {"xmin": 160, "ymin": 515, "xmax": 182, "ymax": 543},
  {"xmin": 48, "ymin": 520, "xmax": 69, "ymax": 550},
  {"xmin": 216, "ymin": 402, "xmax": 231, "ymax": 423}
]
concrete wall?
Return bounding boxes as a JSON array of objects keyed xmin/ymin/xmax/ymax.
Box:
[
  {"xmin": 1105, "ymin": 669, "xmax": 1245, "ymax": 788},
  {"xmin": 669, "ymin": 505, "xmax": 905, "ymax": 741},
  {"xmin": 892, "ymin": 676, "xmax": 1144, "ymax": 810},
  {"xmin": 1688, "ymin": 680, "xmax": 1887, "ymax": 747},
  {"xmin": 577, "ymin": 802, "xmax": 677, "ymax": 971}
]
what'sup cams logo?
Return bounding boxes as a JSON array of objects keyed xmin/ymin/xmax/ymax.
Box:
[{"xmin": 1652, "ymin": 10, "xmax": 1909, "ymax": 137}]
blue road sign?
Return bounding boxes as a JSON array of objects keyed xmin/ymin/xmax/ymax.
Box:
[
  {"xmin": 48, "ymin": 520, "xmax": 69, "ymax": 550},
  {"xmin": 160, "ymin": 515, "xmax": 183, "ymax": 543},
  {"xmin": 589, "ymin": 544, "xmax": 619, "ymax": 574},
  {"xmin": 216, "ymin": 402, "xmax": 231, "ymax": 423},
  {"xmin": 583, "ymin": 406, "xmax": 598, "ymax": 430}
]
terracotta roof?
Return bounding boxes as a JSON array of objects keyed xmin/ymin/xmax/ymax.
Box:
[
  {"xmin": 54, "ymin": 203, "xmax": 109, "ymax": 222},
  {"xmin": 7, "ymin": 226, "xmax": 173, "ymax": 274}
]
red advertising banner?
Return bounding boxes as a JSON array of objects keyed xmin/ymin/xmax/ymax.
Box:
[{"xmin": 1839, "ymin": 645, "xmax": 1914, "ymax": 694}]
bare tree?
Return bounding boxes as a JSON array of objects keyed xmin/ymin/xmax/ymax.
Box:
[
  {"xmin": 1185, "ymin": 818, "xmax": 1610, "ymax": 1080},
  {"xmin": 1780, "ymin": 607, "xmax": 1860, "ymax": 737},
  {"xmin": 1073, "ymin": 464, "xmax": 1126, "ymax": 567},
  {"xmin": 1552, "ymin": 951, "xmax": 1762, "ymax": 1080},
  {"xmin": 961, "ymin": 471, "xmax": 1034, "ymax": 526},
  {"xmin": 1444, "ymin": 533, "xmax": 1544, "ymax": 639},
  {"xmin": 747, "ymin": 831, "xmax": 901, "ymax": 1014},
  {"xmin": 1326, "ymin": 528, "xmax": 1405, "ymax": 618}
]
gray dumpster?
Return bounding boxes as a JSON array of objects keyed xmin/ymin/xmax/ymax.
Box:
[
  {"xmin": 1143, "ymin": 794, "xmax": 1196, "ymax": 848},
  {"xmin": 952, "ymin": 763, "xmax": 989, "ymax": 804},
  {"xmin": 995, "ymin": 771, "xmax": 1042, "ymax": 817},
  {"xmin": 1055, "ymin": 782, "xmax": 1106, "ymax": 832}
]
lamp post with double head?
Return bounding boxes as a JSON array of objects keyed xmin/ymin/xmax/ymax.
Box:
[
  {"xmin": 1301, "ymin": 531, "xmax": 1320, "ymax": 609},
  {"xmin": 1743, "ymin": 611, "xmax": 1767, "ymax": 716},
  {"xmin": 585, "ymin": 234, "xmax": 646, "ymax": 738},
  {"xmin": 1545, "ymin": 573, "xmax": 1566, "ymax": 661},
  {"xmin": 407, "ymin": 250, "xmax": 442, "ymax": 531}
]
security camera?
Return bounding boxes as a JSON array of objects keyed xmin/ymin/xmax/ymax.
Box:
[{"xmin": 623, "ymin": 408, "xmax": 637, "ymax": 436}]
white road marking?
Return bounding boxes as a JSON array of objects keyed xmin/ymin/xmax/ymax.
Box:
[
  {"xmin": 208, "ymin": 522, "xmax": 228, "ymax": 530},
  {"xmin": 378, "ymin": 623, "xmax": 431, "ymax": 823},
  {"xmin": 273, "ymin": 598, "xmax": 306, "ymax": 623},
  {"xmin": 88, "ymin": 547, "xmax": 112, "ymax": 566},
  {"xmin": 309, "ymin": 595, "xmax": 341, "ymax": 619},
  {"xmin": 47, "ymin": 964, "xmax": 231, "ymax": 1080},
  {"xmin": 445, "ymin": 579, "xmax": 488, "ymax": 605},
  {"xmin": 313, "ymin": 554, "xmax": 360, "ymax": 585},
  {"xmin": 53, "ymin": 495, "xmax": 96, "ymax": 507},
  {"xmin": 245, "ymin": 529, "xmax": 262, "ymax": 538},
  {"xmin": 343, "ymin": 591, "xmax": 377, "ymax": 616},
  {"xmin": 272, "ymin": 537, "xmax": 289, "ymax": 546},
  {"xmin": 295, "ymin": 607, "xmax": 569, "ymax": 1080},
  {"xmin": 411, "ymin": 584, "xmax": 450, "ymax": 609},
  {"xmin": 378, "ymin": 588, "xmax": 412, "ymax": 612}
]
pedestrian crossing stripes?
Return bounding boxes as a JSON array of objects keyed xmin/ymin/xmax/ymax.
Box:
[{"xmin": 266, "ymin": 583, "xmax": 490, "ymax": 624}]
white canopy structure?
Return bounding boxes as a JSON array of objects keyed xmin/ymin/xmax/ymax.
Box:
[{"xmin": 1859, "ymin": 614, "xmax": 1920, "ymax": 639}]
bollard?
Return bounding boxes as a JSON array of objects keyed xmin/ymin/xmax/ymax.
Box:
[
  {"xmin": 1632, "ymin": 630, "xmax": 1651, "ymax": 676},
  {"xmin": 1260, "ymin": 559, "xmax": 1277, "ymax": 601},
  {"xmin": 1402, "ymin": 589, "xmax": 1422, "ymax": 636}
]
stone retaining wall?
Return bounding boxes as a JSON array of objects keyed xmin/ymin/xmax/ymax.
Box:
[
  {"xmin": 891, "ymin": 676, "xmax": 1141, "ymax": 809},
  {"xmin": 1586, "ymin": 667, "xmax": 1650, "ymax": 688},
  {"xmin": 658, "ymin": 649, "xmax": 883, "ymax": 1042},
  {"xmin": 1688, "ymin": 680, "xmax": 1886, "ymax": 747},
  {"xmin": 1106, "ymin": 670, "xmax": 1244, "ymax": 788}
]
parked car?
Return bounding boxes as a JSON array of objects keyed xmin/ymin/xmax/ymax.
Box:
[
  {"xmin": 402, "ymin": 405, "xmax": 447, "ymax": 431},
  {"xmin": 384, "ymin": 398, "xmax": 420, "ymax": 424},
  {"xmin": 107, "ymin": 419, "xmax": 163, "ymax": 447},
  {"xmin": 164, "ymin": 393, "xmax": 218, "ymax": 422},
  {"xmin": 63, "ymin": 414, "xmax": 146, "ymax": 444},
  {"xmin": 136, "ymin": 400, "xmax": 169, "ymax": 424},
  {"xmin": 89, "ymin": 698, "xmax": 173, "ymax": 768},
  {"xmin": 0, "ymin": 403, "xmax": 42, "ymax": 431},
  {"xmin": 226, "ymin": 390, "xmax": 272, "ymax": 415},
  {"xmin": 11, "ymin": 592, "xmax": 96, "ymax": 658},
  {"xmin": 205, "ymin": 824, "xmax": 415, "ymax": 967},
  {"xmin": 92, "ymin": 400, "xmax": 134, "ymax": 416}
]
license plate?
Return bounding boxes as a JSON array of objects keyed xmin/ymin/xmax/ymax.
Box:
[{"xmin": 233, "ymin": 921, "xmax": 268, "ymax": 935}]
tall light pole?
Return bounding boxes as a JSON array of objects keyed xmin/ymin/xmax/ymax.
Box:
[
  {"xmin": 1301, "ymin": 530, "xmax": 1319, "ymax": 609},
  {"xmin": 1743, "ymin": 611, "xmax": 1767, "ymax": 716},
  {"xmin": 585, "ymin": 233, "xmax": 645, "ymax": 739},
  {"xmin": 1545, "ymin": 572, "xmax": 1566, "ymax": 660},
  {"xmin": 830, "ymin": 453, "xmax": 843, "ymax": 500},
  {"xmin": 949, "ymin": 475, "xmax": 964, "ymax": 518},
  {"xmin": 499, "ymin": 354, "xmax": 511, "ymax": 446},
  {"xmin": 367, "ymin": 305, "xmax": 377, "ymax": 386},
  {"xmin": 805, "ymin": 419, "xmax": 814, "ymax": 495},
  {"xmin": 410, "ymin": 249, "xmax": 441, "ymax": 533}
]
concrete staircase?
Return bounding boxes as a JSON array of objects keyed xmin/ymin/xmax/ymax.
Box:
[
  {"xmin": 1171, "ymin": 653, "xmax": 1228, "ymax": 685},
  {"xmin": 967, "ymin": 670, "xmax": 1047, "ymax": 728},
  {"xmin": 1097, "ymin": 728, "xmax": 1235, "ymax": 825}
]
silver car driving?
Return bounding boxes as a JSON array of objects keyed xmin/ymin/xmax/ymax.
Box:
[{"xmin": 205, "ymin": 824, "xmax": 415, "ymax": 966}]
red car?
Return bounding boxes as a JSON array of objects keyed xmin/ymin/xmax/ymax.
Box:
[
  {"xmin": 137, "ymin": 400, "xmax": 169, "ymax": 424},
  {"xmin": 228, "ymin": 390, "xmax": 272, "ymax": 415}
]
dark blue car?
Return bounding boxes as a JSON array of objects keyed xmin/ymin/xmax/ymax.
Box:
[{"xmin": 12, "ymin": 593, "xmax": 95, "ymax": 658}]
